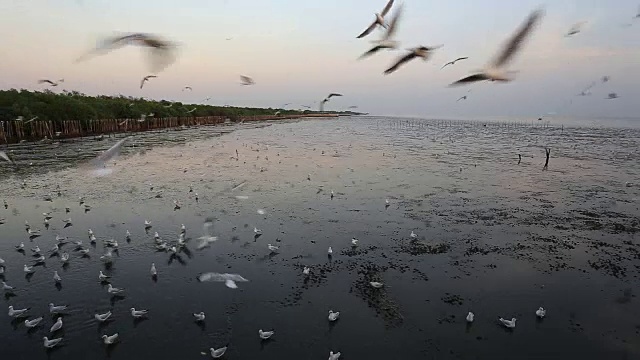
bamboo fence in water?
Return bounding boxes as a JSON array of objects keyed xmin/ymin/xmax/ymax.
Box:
[{"xmin": 0, "ymin": 113, "xmax": 337, "ymax": 144}]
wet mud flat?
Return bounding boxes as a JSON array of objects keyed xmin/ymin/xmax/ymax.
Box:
[{"xmin": 0, "ymin": 117, "xmax": 638, "ymax": 359}]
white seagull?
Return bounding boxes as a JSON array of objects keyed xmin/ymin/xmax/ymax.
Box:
[
  {"xmin": 25, "ymin": 316, "xmax": 44, "ymax": 328},
  {"xmin": 351, "ymin": 238, "xmax": 358, "ymax": 246},
  {"xmin": 303, "ymin": 266, "xmax": 310, "ymax": 275},
  {"xmin": 2, "ymin": 281, "xmax": 15, "ymax": 292},
  {"xmin": 198, "ymin": 272, "xmax": 249, "ymax": 289},
  {"xmin": 9, "ymin": 306, "xmax": 29, "ymax": 317},
  {"xmin": 107, "ymin": 284, "xmax": 124, "ymax": 295},
  {"xmin": 451, "ymin": 8, "xmax": 544, "ymax": 86},
  {"xmin": 102, "ymin": 333, "xmax": 119, "ymax": 345},
  {"xmin": 370, "ymin": 281, "xmax": 384, "ymax": 288},
  {"xmin": 267, "ymin": 244, "xmax": 279, "ymax": 253},
  {"xmin": 130, "ymin": 308, "xmax": 148, "ymax": 318},
  {"xmin": 328, "ymin": 310, "xmax": 340, "ymax": 322},
  {"xmin": 53, "ymin": 271, "xmax": 62, "ymax": 283},
  {"xmin": 43, "ymin": 336, "xmax": 63, "ymax": 348},
  {"xmin": 50, "ymin": 317, "xmax": 63, "ymax": 332},
  {"xmin": 150, "ymin": 263, "xmax": 157, "ymax": 277},
  {"xmin": 498, "ymin": 317, "xmax": 517, "ymax": 328},
  {"xmin": 329, "ymin": 351, "xmax": 342, "ymax": 360},
  {"xmin": 209, "ymin": 346, "xmax": 228, "ymax": 358},
  {"xmin": 193, "ymin": 312, "xmax": 205, "ymax": 321},
  {"xmin": 49, "ymin": 303, "xmax": 68, "ymax": 314},
  {"xmin": 24, "ymin": 265, "xmax": 35, "ymax": 274},
  {"xmin": 328, "ymin": 246, "xmax": 333, "ymax": 255},
  {"xmin": 359, "ymin": 4, "xmax": 403, "ymax": 59},
  {"xmin": 95, "ymin": 311, "xmax": 112, "ymax": 322},
  {"xmin": 254, "ymin": 227, "xmax": 262, "ymax": 235},
  {"xmin": 410, "ymin": 231, "xmax": 417, "ymax": 239},
  {"xmin": 356, "ymin": 0, "xmax": 395, "ymax": 38},
  {"xmin": 144, "ymin": 220, "xmax": 152, "ymax": 228},
  {"xmin": 60, "ymin": 253, "xmax": 70, "ymax": 263},
  {"xmin": 536, "ymin": 307, "xmax": 546, "ymax": 318},
  {"xmin": 466, "ymin": 312, "xmax": 474, "ymax": 323},
  {"xmin": 259, "ymin": 329, "xmax": 274, "ymax": 340}
]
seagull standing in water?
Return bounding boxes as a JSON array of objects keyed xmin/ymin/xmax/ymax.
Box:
[
  {"xmin": 259, "ymin": 329, "xmax": 274, "ymax": 340},
  {"xmin": 329, "ymin": 351, "xmax": 342, "ymax": 360},
  {"xmin": 102, "ymin": 333, "xmax": 119, "ymax": 345},
  {"xmin": 499, "ymin": 317, "xmax": 517, "ymax": 328},
  {"xmin": 384, "ymin": 45, "xmax": 443, "ymax": 74},
  {"xmin": 43, "ymin": 336, "xmax": 63, "ymax": 348},
  {"xmin": 193, "ymin": 312, "xmax": 205, "ymax": 321},
  {"xmin": 356, "ymin": 0, "xmax": 395, "ymax": 38},
  {"xmin": 451, "ymin": 8, "xmax": 544, "ymax": 86},
  {"xmin": 536, "ymin": 307, "xmax": 546, "ymax": 318},
  {"xmin": 466, "ymin": 312, "xmax": 475, "ymax": 323},
  {"xmin": 328, "ymin": 310, "xmax": 340, "ymax": 321},
  {"xmin": 208, "ymin": 346, "xmax": 228, "ymax": 358}
]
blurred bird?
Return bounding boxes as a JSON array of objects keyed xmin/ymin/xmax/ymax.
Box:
[
  {"xmin": 384, "ymin": 45, "xmax": 443, "ymax": 74},
  {"xmin": 140, "ymin": 75, "xmax": 157, "ymax": 89},
  {"xmin": 356, "ymin": 0, "xmax": 395, "ymax": 38},
  {"xmin": 441, "ymin": 57, "xmax": 469, "ymax": 69},
  {"xmin": 240, "ymin": 75, "xmax": 255, "ymax": 86}
]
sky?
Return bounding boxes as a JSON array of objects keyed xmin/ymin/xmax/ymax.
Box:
[{"xmin": 0, "ymin": 0, "xmax": 638, "ymax": 119}]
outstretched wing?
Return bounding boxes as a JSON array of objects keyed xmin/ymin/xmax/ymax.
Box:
[
  {"xmin": 384, "ymin": 52, "xmax": 416, "ymax": 75},
  {"xmin": 357, "ymin": 20, "xmax": 378, "ymax": 39},
  {"xmin": 380, "ymin": 0, "xmax": 395, "ymax": 17},
  {"xmin": 490, "ymin": 8, "xmax": 544, "ymax": 68},
  {"xmin": 449, "ymin": 74, "xmax": 489, "ymax": 86}
]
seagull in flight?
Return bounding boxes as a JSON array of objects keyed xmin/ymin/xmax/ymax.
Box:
[
  {"xmin": 457, "ymin": 95, "xmax": 468, "ymax": 102},
  {"xmin": 183, "ymin": 86, "xmax": 192, "ymax": 91},
  {"xmin": 140, "ymin": 75, "xmax": 157, "ymax": 89},
  {"xmin": 384, "ymin": 45, "xmax": 443, "ymax": 75},
  {"xmin": 606, "ymin": 93, "xmax": 620, "ymax": 100},
  {"xmin": 450, "ymin": 8, "xmax": 544, "ymax": 86},
  {"xmin": 357, "ymin": 0, "xmax": 395, "ymax": 38},
  {"xmin": 240, "ymin": 75, "xmax": 255, "ymax": 86},
  {"xmin": 566, "ymin": 21, "xmax": 587, "ymax": 37},
  {"xmin": 76, "ymin": 32, "xmax": 177, "ymax": 73},
  {"xmin": 441, "ymin": 57, "xmax": 469, "ymax": 69},
  {"xmin": 38, "ymin": 79, "xmax": 60, "ymax": 87},
  {"xmin": 359, "ymin": 4, "xmax": 403, "ymax": 59},
  {"xmin": 186, "ymin": 107, "xmax": 197, "ymax": 113}
]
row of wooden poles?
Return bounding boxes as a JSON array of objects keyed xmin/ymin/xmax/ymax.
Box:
[{"xmin": 0, "ymin": 113, "xmax": 337, "ymax": 144}]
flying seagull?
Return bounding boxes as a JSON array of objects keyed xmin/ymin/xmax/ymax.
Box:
[
  {"xmin": 441, "ymin": 57, "xmax": 469, "ymax": 69},
  {"xmin": 357, "ymin": 0, "xmax": 395, "ymax": 38},
  {"xmin": 566, "ymin": 21, "xmax": 587, "ymax": 37},
  {"xmin": 359, "ymin": 4, "xmax": 403, "ymax": 59},
  {"xmin": 457, "ymin": 95, "xmax": 468, "ymax": 102},
  {"xmin": 76, "ymin": 32, "xmax": 177, "ymax": 73},
  {"xmin": 183, "ymin": 86, "xmax": 192, "ymax": 91},
  {"xmin": 38, "ymin": 79, "xmax": 59, "ymax": 87},
  {"xmin": 240, "ymin": 75, "xmax": 255, "ymax": 86},
  {"xmin": 450, "ymin": 8, "xmax": 544, "ymax": 86},
  {"xmin": 140, "ymin": 75, "xmax": 157, "ymax": 89},
  {"xmin": 606, "ymin": 93, "xmax": 620, "ymax": 99},
  {"xmin": 384, "ymin": 45, "xmax": 443, "ymax": 75},
  {"xmin": 186, "ymin": 107, "xmax": 197, "ymax": 113},
  {"xmin": 326, "ymin": 93, "xmax": 343, "ymax": 99}
]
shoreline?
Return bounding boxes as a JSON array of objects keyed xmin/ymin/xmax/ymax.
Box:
[{"xmin": 0, "ymin": 113, "xmax": 338, "ymax": 144}]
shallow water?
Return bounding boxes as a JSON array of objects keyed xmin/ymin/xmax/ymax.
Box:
[{"xmin": 0, "ymin": 117, "xmax": 639, "ymax": 359}]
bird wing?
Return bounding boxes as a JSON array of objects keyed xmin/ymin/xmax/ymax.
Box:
[
  {"xmin": 490, "ymin": 8, "xmax": 544, "ymax": 68},
  {"xmin": 380, "ymin": 0, "xmax": 395, "ymax": 17},
  {"xmin": 359, "ymin": 45, "xmax": 386, "ymax": 59},
  {"xmin": 455, "ymin": 57, "xmax": 469, "ymax": 62},
  {"xmin": 327, "ymin": 93, "xmax": 343, "ymax": 98},
  {"xmin": 38, "ymin": 79, "xmax": 55, "ymax": 85},
  {"xmin": 441, "ymin": 61, "xmax": 453, "ymax": 69},
  {"xmin": 384, "ymin": 52, "xmax": 417, "ymax": 75},
  {"xmin": 198, "ymin": 272, "xmax": 225, "ymax": 282},
  {"xmin": 0, "ymin": 151, "xmax": 13, "ymax": 163},
  {"xmin": 382, "ymin": 3, "xmax": 403, "ymax": 40},
  {"xmin": 90, "ymin": 137, "xmax": 130, "ymax": 168},
  {"xmin": 357, "ymin": 20, "xmax": 378, "ymax": 39},
  {"xmin": 449, "ymin": 73, "xmax": 489, "ymax": 86},
  {"xmin": 140, "ymin": 78, "xmax": 147, "ymax": 89}
]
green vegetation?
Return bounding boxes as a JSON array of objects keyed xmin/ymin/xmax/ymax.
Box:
[{"xmin": 0, "ymin": 89, "xmax": 346, "ymax": 122}]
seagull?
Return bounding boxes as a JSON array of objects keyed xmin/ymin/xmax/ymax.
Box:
[
  {"xmin": 384, "ymin": 45, "xmax": 443, "ymax": 74},
  {"xmin": 193, "ymin": 312, "xmax": 205, "ymax": 322},
  {"xmin": 466, "ymin": 312, "xmax": 474, "ymax": 323},
  {"xmin": 9, "ymin": 306, "xmax": 29, "ymax": 317},
  {"xmin": 24, "ymin": 265, "xmax": 35, "ymax": 274},
  {"xmin": 28, "ymin": 228, "xmax": 41, "ymax": 237},
  {"xmin": 140, "ymin": 75, "xmax": 157, "ymax": 89},
  {"xmin": 197, "ymin": 272, "xmax": 249, "ymax": 289},
  {"xmin": 130, "ymin": 308, "xmax": 148, "ymax": 318},
  {"xmin": 50, "ymin": 317, "xmax": 63, "ymax": 332},
  {"xmin": 53, "ymin": 271, "xmax": 62, "ymax": 283},
  {"xmin": 328, "ymin": 310, "xmax": 340, "ymax": 322},
  {"xmin": 351, "ymin": 238, "xmax": 358, "ymax": 246},
  {"xmin": 441, "ymin": 57, "xmax": 469, "ymax": 69},
  {"xmin": 359, "ymin": 4, "xmax": 403, "ymax": 59},
  {"xmin": 329, "ymin": 351, "xmax": 342, "ymax": 360},
  {"xmin": 60, "ymin": 253, "xmax": 70, "ymax": 263},
  {"xmin": 76, "ymin": 32, "xmax": 177, "ymax": 73},
  {"xmin": 95, "ymin": 311, "xmax": 112, "ymax": 322},
  {"xmin": 259, "ymin": 329, "xmax": 274, "ymax": 340},
  {"xmin": 451, "ymin": 8, "xmax": 544, "ymax": 86},
  {"xmin": 38, "ymin": 79, "xmax": 60, "ymax": 87},
  {"xmin": 2, "ymin": 281, "xmax": 14, "ymax": 292},
  {"xmin": 209, "ymin": 346, "xmax": 228, "ymax": 358},
  {"xmin": 107, "ymin": 284, "xmax": 124, "ymax": 295},
  {"xmin": 254, "ymin": 227, "xmax": 262, "ymax": 235},
  {"xmin": 410, "ymin": 231, "xmax": 417, "ymax": 238},
  {"xmin": 267, "ymin": 244, "xmax": 279, "ymax": 253},
  {"xmin": 49, "ymin": 303, "xmax": 67, "ymax": 314},
  {"xmin": 303, "ymin": 266, "xmax": 310, "ymax": 275},
  {"xmin": 78, "ymin": 248, "xmax": 90, "ymax": 256},
  {"xmin": 498, "ymin": 317, "xmax": 517, "ymax": 328},
  {"xmin": 31, "ymin": 246, "xmax": 41, "ymax": 254},
  {"xmin": 126, "ymin": 230, "xmax": 131, "ymax": 240},
  {"xmin": 181, "ymin": 224, "xmax": 186, "ymax": 233},
  {"xmin": 536, "ymin": 307, "xmax": 546, "ymax": 318},
  {"xmin": 606, "ymin": 93, "xmax": 620, "ymax": 100},
  {"xmin": 43, "ymin": 336, "xmax": 63, "ymax": 348},
  {"xmin": 150, "ymin": 263, "xmax": 157, "ymax": 277},
  {"xmin": 328, "ymin": 246, "xmax": 333, "ymax": 255},
  {"xmin": 88, "ymin": 229, "xmax": 94, "ymax": 237},
  {"xmin": 566, "ymin": 21, "xmax": 587, "ymax": 37},
  {"xmin": 240, "ymin": 75, "xmax": 255, "ymax": 86},
  {"xmin": 0, "ymin": 151, "xmax": 13, "ymax": 164},
  {"xmin": 457, "ymin": 96, "xmax": 468, "ymax": 102},
  {"xmin": 183, "ymin": 86, "xmax": 192, "ymax": 91},
  {"xmin": 144, "ymin": 220, "xmax": 152, "ymax": 228},
  {"xmin": 370, "ymin": 281, "xmax": 384, "ymax": 288},
  {"xmin": 25, "ymin": 317, "xmax": 44, "ymax": 328},
  {"xmin": 33, "ymin": 255, "xmax": 46, "ymax": 264},
  {"xmin": 16, "ymin": 242, "xmax": 25, "ymax": 251},
  {"xmin": 102, "ymin": 333, "xmax": 119, "ymax": 345},
  {"xmin": 356, "ymin": 0, "xmax": 395, "ymax": 38},
  {"xmin": 62, "ymin": 218, "xmax": 72, "ymax": 225}
]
